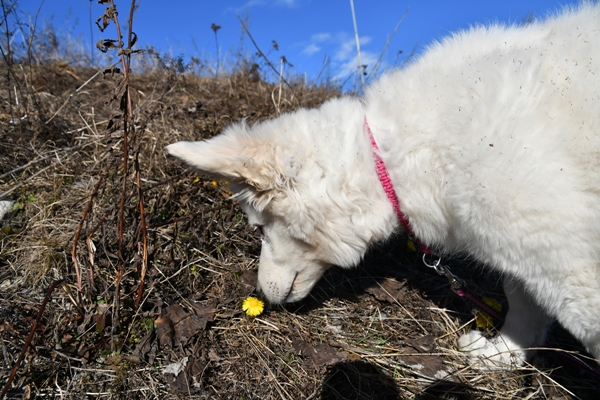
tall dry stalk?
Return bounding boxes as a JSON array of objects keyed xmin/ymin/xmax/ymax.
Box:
[{"xmin": 70, "ymin": 0, "xmax": 149, "ymax": 346}]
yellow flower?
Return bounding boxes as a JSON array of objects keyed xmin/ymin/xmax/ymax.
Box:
[
  {"xmin": 475, "ymin": 312, "xmax": 494, "ymax": 329},
  {"xmin": 475, "ymin": 297, "xmax": 503, "ymax": 329},
  {"xmin": 242, "ymin": 296, "xmax": 264, "ymax": 317},
  {"xmin": 483, "ymin": 297, "xmax": 502, "ymax": 312}
]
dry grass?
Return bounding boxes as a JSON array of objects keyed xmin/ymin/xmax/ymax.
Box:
[{"xmin": 1, "ymin": 59, "xmax": 599, "ymax": 400}]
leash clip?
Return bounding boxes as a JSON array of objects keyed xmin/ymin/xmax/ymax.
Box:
[{"xmin": 422, "ymin": 254, "xmax": 465, "ymax": 293}]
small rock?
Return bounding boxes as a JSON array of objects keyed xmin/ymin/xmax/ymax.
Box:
[{"xmin": 0, "ymin": 201, "xmax": 14, "ymax": 220}]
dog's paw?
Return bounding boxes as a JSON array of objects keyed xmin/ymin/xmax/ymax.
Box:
[{"xmin": 458, "ymin": 330, "xmax": 526, "ymax": 370}]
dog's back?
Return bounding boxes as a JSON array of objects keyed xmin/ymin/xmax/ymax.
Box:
[
  {"xmin": 361, "ymin": 3, "xmax": 600, "ymax": 366},
  {"xmin": 364, "ymin": 3, "xmax": 600, "ymax": 256}
]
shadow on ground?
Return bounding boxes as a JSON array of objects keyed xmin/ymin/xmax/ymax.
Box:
[
  {"xmin": 320, "ymin": 360, "xmax": 481, "ymax": 400},
  {"xmin": 320, "ymin": 360, "xmax": 405, "ymax": 400}
]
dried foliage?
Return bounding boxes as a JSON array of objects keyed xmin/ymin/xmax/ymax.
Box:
[{"xmin": 1, "ymin": 3, "xmax": 600, "ymax": 400}]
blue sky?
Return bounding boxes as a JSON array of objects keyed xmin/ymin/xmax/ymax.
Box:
[{"xmin": 20, "ymin": 0, "xmax": 581, "ymax": 86}]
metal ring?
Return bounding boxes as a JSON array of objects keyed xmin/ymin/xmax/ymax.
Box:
[{"xmin": 422, "ymin": 253, "xmax": 441, "ymax": 270}]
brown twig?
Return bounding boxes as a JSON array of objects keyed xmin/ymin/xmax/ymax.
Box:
[
  {"xmin": 0, "ymin": 279, "xmax": 64, "ymax": 400},
  {"xmin": 72, "ymin": 170, "xmax": 110, "ymax": 291},
  {"xmin": 134, "ymin": 152, "xmax": 148, "ymax": 307},
  {"xmin": 124, "ymin": 0, "xmax": 149, "ymax": 308},
  {"xmin": 84, "ymin": 206, "xmax": 115, "ymax": 291},
  {"xmin": 109, "ymin": 0, "xmax": 139, "ymax": 341},
  {"xmin": 170, "ymin": 221, "xmax": 178, "ymax": 265}
]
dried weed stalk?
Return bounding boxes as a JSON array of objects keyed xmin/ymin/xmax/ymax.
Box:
[{"xmin": 70, "ymin": 0, "xmax": 151, "ymax": 335}]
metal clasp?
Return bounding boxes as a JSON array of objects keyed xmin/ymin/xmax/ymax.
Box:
[{"xmin": 422, "ymin": 254, "xmax": 465, "ymax": 293}]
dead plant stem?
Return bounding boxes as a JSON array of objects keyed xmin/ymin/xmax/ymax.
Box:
[
  {"xmin": 134, "ymin": 152, "xmax": 148, "ymax": 307},
  {"xmin": 0, "ymin": 279, "xmax": 64, "ymax": 400},
  {"xmin": 71, "ymin": 162, "xmax": 114, "ymax": 291},
  {"xmin": 85, "ymin": 206, "xmax": 115, "ymax": 290}
]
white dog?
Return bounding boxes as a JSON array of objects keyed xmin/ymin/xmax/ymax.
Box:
[{"xmin": 167, "ymin": 3, "xmax": 600, "ymax": 369}]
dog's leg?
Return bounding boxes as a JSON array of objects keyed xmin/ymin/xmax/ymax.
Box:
[
  {"xmin": 551, "ymin": 270, "xmax": 600, "ymax": 364},
  {"xmin": 458, "ymin": 278, "xmax": 549, "ymax": 369}
]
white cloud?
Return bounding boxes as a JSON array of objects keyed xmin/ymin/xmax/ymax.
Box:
[
  {"xmin": 311, "ymin": 32, "xmax": 332, "ymax": 43},
  {"xmin": 302, "ymin": 43, "xmax": 321, "ymax": 55},
  {"xmin": 225, "ymin": 0, "xmax": 300, "ymax": 13},
  {"xmin": 275, "ymin": 0, "xmax": 300, "ymax": 7},
  {"xmin": 314, "ymin": 34, "xmax": 376, "ymax": 82},
  {"xmin": 298, "ymin": 32, "xmax": 332, "ymax": 57},
  {"xmin": 334, "ymin": 51, "xmax": 378, "ymax": 80},
  {"xmin": 334, "ymin": 35, "xmax": 372, "ymax": 61},
  {"xmin": 224, "ymin": 1, "xmax": 264, "ymax": 14},
  {"xmin": 298, "ymin": 31, "xmax": 377, "ymax": 83}
]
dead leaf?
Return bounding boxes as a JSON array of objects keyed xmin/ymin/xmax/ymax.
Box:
[
  {"xmin": 398, "ymin": 353, "xmax": 450, "ymax": 381},
  {"xmin": 404, "ymin": 335, "xmax": 436, "ymax": 353},
  {"xmin": 398, "ymin": 335, "xmax": 454, "ymax": 382},
  {"xmin": 96, "ymin": 39, "xmax": 121, "ymax": 53},
  {"xmin": 105, "ymin": 354, "xmax": 141, "ymax": 367},
  {"xmin": 174, "ymin": 314, "xmax": 207, "ymax": 345},
  {"xmin": 23, "ymin": 385, "xmax": 31, "ymax": 400},
  {"xmin": 365, "ymin": 278, "xmax": 406, "ymax": 303},
  {"xmin": 240, "ymin": 269, "xmax": 258, "ymax": 287},
  {"xmin": 133, "ymin": 329, "xmax": 156, "ymax": 363},
  {"xmin": 162, "ymin": 356, "xmax": 188, "ymax": 376},
  {"xmin": 156, "ymin": 304, "xmax": 209, "ymax": 347},
  {"xmin": 95, "ymin": 5, "xmax": 117, "ymax": 33},
  {"xmin": 292, "ymin": 339, "xmax": 346, "ymax": 366},
  {"xmin": 292, "ymin": 339, "xmax": 312, "ymax": 356},
  {"xmin": 155, "ymin": 314, "xmax": 175, "ymax": 348},
  {"xmin": 102, "ymin": 66, "xmax": 122, "ymax": 78},
  {"xmin": 164, "ymin": 356, "xmax": 207, "ymax": 393},
  {"xmin": 163, "ymin": 304, "xmax": 188, "ymax": 324},
  {"xmin": 190, "ymin": 300, "xmax": 216, "ymax": 322},
  {"xmin": 311, "ymin": 344, "xmax": 347, "ymax": 366},
  {"xmin": 208, "ymin": 348, "xmax": 221, "ymax": 362}
]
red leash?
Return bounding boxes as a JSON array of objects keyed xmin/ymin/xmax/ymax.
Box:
[{"xmin": 364, "ymin": 117, "xmax": 431, "ymax": 255}]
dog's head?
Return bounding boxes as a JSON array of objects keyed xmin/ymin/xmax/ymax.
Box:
[{"xmin": 166, "ymin": 99, "xmax": 395, "ymax": 303}]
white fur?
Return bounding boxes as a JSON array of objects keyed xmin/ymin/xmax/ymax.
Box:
[{"xmin": 167, "ymin": 3, "xmax": 600, "ymax": 369}]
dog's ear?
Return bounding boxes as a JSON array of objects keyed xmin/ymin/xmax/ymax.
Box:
[
  {"xmin": 166, "ymin": 129, "xmax": 295, "ymax": 195},
  {"xmin": 165, "ymin": 136, "xmax": 247, "ymax": 183}
]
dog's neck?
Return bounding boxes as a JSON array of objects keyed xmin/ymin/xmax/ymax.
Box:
[{"xmin": 364, "ymin": 117, "xmax": 432, "ymax": 254}]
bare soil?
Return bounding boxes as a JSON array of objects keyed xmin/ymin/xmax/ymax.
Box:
[{"xmin": 1, "ymin": 63, "xmax": 599, "ymax": 399}]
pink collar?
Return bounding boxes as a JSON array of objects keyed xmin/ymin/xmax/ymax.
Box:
[{"xmin": 364, "ymin": 117, "xmax": 431, "ymax": 254}]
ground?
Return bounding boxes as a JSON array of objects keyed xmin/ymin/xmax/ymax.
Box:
[{"xmin": 1, "ymin": 62, "xmax": 599, "ymax": 400}]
